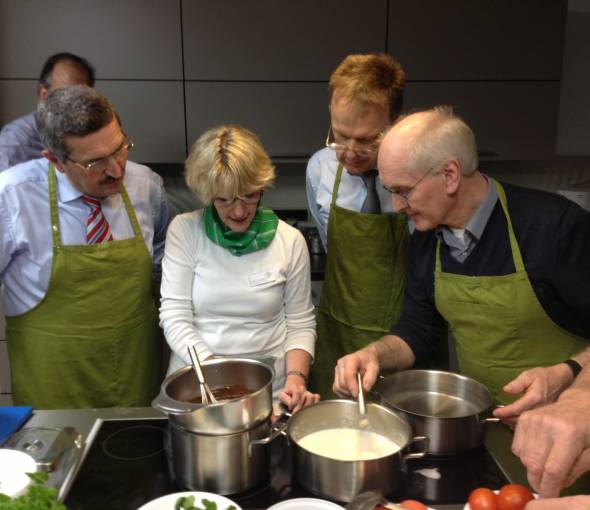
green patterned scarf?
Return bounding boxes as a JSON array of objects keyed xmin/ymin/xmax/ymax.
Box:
[{"xmin": 204, "ymin": 204, "xmax": 279, "ymax": 256}]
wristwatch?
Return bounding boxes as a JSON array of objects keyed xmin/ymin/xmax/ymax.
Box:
[{"xmin": 562, "ymin": 359, "xmax": 583, "ymax": 379}]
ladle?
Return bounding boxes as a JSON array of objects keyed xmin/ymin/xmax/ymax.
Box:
[{"xmin": 187, "ymin": 344, "xmax": 217, "ymax": 404}]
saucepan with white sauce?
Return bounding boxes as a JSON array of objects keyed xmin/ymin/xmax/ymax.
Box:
[{"xmin": 253, "ymin": 399, "xmax": 428, "ymax": 502}]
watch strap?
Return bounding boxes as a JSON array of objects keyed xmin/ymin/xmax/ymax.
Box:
[{"xmin": 563, "ymin": 359, "xmax": 583, "ymax": 379}]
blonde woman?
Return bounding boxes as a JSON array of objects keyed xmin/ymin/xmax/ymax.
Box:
[{"xmin": 160, "ymin": 125, "xmax": 318, "ymax": 412}]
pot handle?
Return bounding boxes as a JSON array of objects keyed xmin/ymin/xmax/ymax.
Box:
[
  {"xmin": 248, "ymin": 417, "xmax": 290, "ymax": 455},
  {"xmin": 403, "ymin": 436, "xmax": 429, "ymax": 460},
  {"xmin": 151, "ymin": 392, "xmax": 196, "ymax": 415},
  {"xmin": 480, "ymin": 404, "xmax": 504, "ymax": 424}
]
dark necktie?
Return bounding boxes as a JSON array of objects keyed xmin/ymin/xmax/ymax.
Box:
[{"xmin": 360, "ymin": 169, "xmax": 381, "ymax": 214}]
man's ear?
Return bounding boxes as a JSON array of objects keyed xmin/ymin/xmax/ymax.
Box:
[
  {"xmin": 38, "ymin": 84, "xmax": 49, "ymax": 100},
  {"xmin": 42, "ymin": 150, "xmax": 65, "ymax": 173},
  {"xmin": 442, "ymin": 159, "xmax": 461, "ymax": 195}
]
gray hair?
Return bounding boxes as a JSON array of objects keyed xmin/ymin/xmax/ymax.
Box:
[
  {"xmin": 35, "ymin": 85, "xmax": 116, "ymax": 161},
  {"xmin": 405, "ymin": 105, "xmax": 479, "ymax": 176}
]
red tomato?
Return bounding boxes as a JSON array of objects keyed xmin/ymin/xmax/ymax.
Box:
[
  {"xmin": 496, "ymin": 484, "xmax": 534, "ymax": 510},
  {"xmin": 468, "ymin": 487, "xmax": 498, "ymax": 510},
  {"xmin": 400, "ymin": 500, "xmax": 429, "ymax": 510}
]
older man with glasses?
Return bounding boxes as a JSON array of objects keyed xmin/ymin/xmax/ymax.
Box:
[
  {"xmin": 0, "ymin": 85, "xmax": 169, "ymax": 409},
  {"xmin": 334, "ymin": 106, "xmax": 590, "ymax": 427},
  {"xmin": 305, "ymin": 53, "xmax": 413, "ymax": 397}
]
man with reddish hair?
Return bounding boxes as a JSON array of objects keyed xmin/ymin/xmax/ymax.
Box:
[{"xmin": 306, "ymin": 53, "xmax": 411, "ymax": 397}]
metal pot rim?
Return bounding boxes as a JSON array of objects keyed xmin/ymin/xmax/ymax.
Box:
[
  {"xmin": 160, "ymin": 357, "xmax": 273, "ymax": 413},
  {"xmin": 288, "ymin": 399, "xmax": 416, "ymax": 454},
  {"xmin": 376, "ymin": 369, "xmax": 493, "ymax": 419}
]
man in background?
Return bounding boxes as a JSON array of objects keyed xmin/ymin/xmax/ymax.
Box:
[
  {"xmin": 306, "ymin": 53, "xmax": 411, "ymax": 397},
  {"xmin": 0, "ymin": 52, "xmax": 95, "ymax": 171},
  {"xmin": 0, "ymin": 86, "xmax": 169, "ymax": 409}
]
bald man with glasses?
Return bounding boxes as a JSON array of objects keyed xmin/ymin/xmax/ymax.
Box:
[{"xmin": 334, "ymin": 106, "xmax": 590, "ymax": 428}]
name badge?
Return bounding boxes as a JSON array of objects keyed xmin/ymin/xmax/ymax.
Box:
[{"xmin": 248, "ymin": 271, "xmax": 275, "ymax": 287}]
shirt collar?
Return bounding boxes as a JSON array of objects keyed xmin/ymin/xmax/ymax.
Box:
[
  {"xmin": 436, "ymin": 174, "xmax": 498, "ymax": 241},
  {"xmin": 55, "ymin": 167, "xmax": 85, "ymax": 203}
]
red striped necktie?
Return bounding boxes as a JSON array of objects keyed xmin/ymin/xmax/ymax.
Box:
[{"xmin": 82, "ymin": 195, "xmax": 114, "ymax": 244}]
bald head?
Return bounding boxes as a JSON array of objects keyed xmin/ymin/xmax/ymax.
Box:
[
  {"xmin": 379, "ymin": 106, "xmax": 478, "ymax": 178},
  {"xmin": 37, "ymin": 53, "xmax": 95, "ymax": 100}
]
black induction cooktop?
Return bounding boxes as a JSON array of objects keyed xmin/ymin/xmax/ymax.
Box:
[{"xmin": 64, "ymin": 418, "xmax": 508, "ymax": 510}]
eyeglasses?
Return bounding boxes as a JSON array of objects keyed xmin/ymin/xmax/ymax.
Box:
[
  {"xmin": 213, "ymin": 190, "xmax": 263, "ymax": 207},
  {"xmin": 325, "ymin": 125, "xmax": 380, "ymax": 158},
  {"xmin": 66, "ymin": 136, "xmax": 134, "ymax": 173},
  {"xmin": 382, "ymin": 162, "xmax": 444, "ymax": 204}
]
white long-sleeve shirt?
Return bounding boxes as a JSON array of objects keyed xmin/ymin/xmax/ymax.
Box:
[{"xmin": 159, "ymin": 209, "xmax": 316, "ymax": 376}]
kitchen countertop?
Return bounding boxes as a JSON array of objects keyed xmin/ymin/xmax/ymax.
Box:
[{"xmin": 20, "ymin": 407, "xmax": 525, "ymax": 510}]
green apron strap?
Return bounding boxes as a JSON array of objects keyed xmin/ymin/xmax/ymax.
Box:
[{"xmin": 48, "ymin": 165, "xmax": 61, "ymax": 247}]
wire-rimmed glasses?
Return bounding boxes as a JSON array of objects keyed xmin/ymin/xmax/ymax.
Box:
[
  {"xmin": 325, "ymin": 125, "xmax": 380, "ymax": 159},
  {"xmin": 66, "ymin": 137, "xmax": 134, "ymax": 173},
  {"xmin": 213, "ymin": 190, "xmax": 263, "ymax": 207}
]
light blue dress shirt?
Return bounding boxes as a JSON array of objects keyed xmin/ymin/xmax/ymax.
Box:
[
  {"xmin": 305, "ymin": 147, "xmax": 394, "ymax": 251},
  {"xmin": 0, "ymin": 112, "xmax": 44, "ymax": 172},
  {"xmin": 0, "ymin": 158, "xmax": 169, "ymax": 316},
  {"xmin": 436, "ymin": 175, "xmax": 498, "ymax": 262}
]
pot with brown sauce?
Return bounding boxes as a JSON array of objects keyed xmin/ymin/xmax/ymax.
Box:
[
  {"xmin": 186, "ymin": 383, "xmax": 251, "ymax": 404},
  {"xmin": 152, "ymin": 357, "xmax": 273, "ymax": 434},
  {"xmin": 152, "ymin": 358, "xmax": 274, "ymax": 494}
]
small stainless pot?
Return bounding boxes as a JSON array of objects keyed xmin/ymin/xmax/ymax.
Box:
[
  {"xmin": 375, "ymin": 370, "xmax": 499, "ymax": 456},
  {"xmin": 152, "ymin": 358, "xmax": 273, "ymax": 434},
  {"xmin": 273, "ymin": 400, "xmax": 427, "ymax": 502},
  {"xmin": 168, "ymin": 418, "xmax": 270, "ymax": 495}
]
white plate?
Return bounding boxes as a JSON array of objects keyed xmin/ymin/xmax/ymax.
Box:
[
  {"xmin": 266, "ymin": 498, "xmax": 343, "ymax": 509},
  {"xmin": 0, "ymin": 449, "xmax": 38, "ymax": 498},
  {"xmin": 137, "ymin": 491, "xmax": 242, "ymax": 510},
  {"xmin": 463, "ymin": 489, "xmax": 538, "ymax": 510}
]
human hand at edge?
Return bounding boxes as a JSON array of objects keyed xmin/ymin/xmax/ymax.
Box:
[
  {"xmin": 511, "ymin": 395, "xmax": 590, "ymax": 498},
  {"xmin": 524, "ymin": 494, "xmax": 590, "ymax": 510},
  {"xmin": 493, "ymin": 364, "xmax": 573, "ymax": 425}
]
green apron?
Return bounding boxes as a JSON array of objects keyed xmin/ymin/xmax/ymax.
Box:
[
  {"xmin": 310, "ymin": 163, "xmax": 409, "ymax": 397},
  {"xmin": 6, "ymin": 165, "xmax": 161, "ymax": 409},
  {"xmin": 434, "ymin": 179, "xmax": 587, "ymax": 404}
]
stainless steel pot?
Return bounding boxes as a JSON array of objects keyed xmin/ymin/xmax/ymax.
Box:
[
  {"xmin": 275, "ymin": 400, "xmax": 427, "ymax": 502},
  {"xmin": 152, "ymin": 358, "xmax": 273, "ymax": 434},
  {"xmin": 168, "ymin": 418, "xmax": 270, "ymax": 495},
  {"xmin": 375, "ymin": 370, "xmax": 499, "ymax": 456}
]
